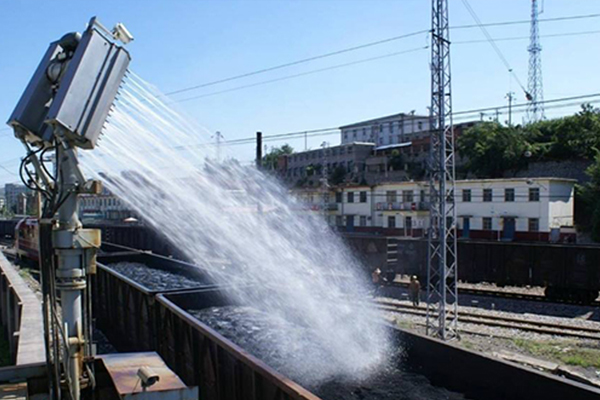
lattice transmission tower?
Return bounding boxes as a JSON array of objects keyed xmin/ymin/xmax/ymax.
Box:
[
  {"xmin": 527, "ymin": 0, "xmax": 544, "ymax": 122},
  {"xmin": 426, "ymin": 0, "xmax": 459, "ymax": 340}
]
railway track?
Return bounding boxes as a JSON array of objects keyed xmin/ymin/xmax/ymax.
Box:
[
  {"xmin": 378, "ymin": 299, "xmax": 600, "ymax": 340},
  {"xmin": 388, "ymin": 281, "xmax": 600, "ymax": 307}
]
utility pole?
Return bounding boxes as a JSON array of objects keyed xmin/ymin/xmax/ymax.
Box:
[
  {"xmin": 506, "ymin": 92, "xmax": 515, "ymax": 126},
  {"xmin": 426, "ymin": 0, "xmax": 459, "ymax": 340},
  {"xmin": 304, "ymin": 131, "xmax": 308, "ymax": 151},
  {"xmin": 256, "ymin": 132, "xmax": 262, "ymax": 169},
  {"xmin": 527, "ymin": 0, "xmax": 544, "ymax": 122}
]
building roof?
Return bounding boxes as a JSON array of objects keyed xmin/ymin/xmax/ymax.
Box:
[
  {"xmin": 375, "ymin": 177, "xmax": 577, "ymax": 186},
  {"xmin": 374, "ymin": 142, "xmax": 412, "ymax": 151},
  {"xmin": 285, "ymin": 141, "xmax": 375, "ymax": 157},
  {"xmin": 456, "ymin": 177, "xmax": 578, "ymax": 184},
  {"xmin": 339, "ymin": 112, "xmax": 429, "ymax": 129}
]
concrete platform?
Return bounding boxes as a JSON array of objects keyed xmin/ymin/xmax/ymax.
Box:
[{"xmin": 0, "ymin": 253, "xmax": 44, "ymax": 365}]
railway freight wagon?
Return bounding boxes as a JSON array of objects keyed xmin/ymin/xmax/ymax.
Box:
[
  {"xmin": 0, "ymin": 218, "xmax": 20, "ymax": 239},
  {"xmin": 343, "ymin": 235, "xmax": 600, "ymax": 303}
]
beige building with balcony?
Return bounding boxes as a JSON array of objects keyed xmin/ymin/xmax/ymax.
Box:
[{"xmin": 292, "ymin": 177, "xmax": 576, "ymax": 242}]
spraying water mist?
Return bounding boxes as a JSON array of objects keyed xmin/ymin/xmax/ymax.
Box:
[{"xmin": 82, "ymin": 73, "xmax": 391, "ymax": 385}]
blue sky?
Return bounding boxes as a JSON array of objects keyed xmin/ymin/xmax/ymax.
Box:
[{"xmin": 1, "ymin": 0, "xmax": 599, "ymax": 185}]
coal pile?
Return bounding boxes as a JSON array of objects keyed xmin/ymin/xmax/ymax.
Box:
[
  {"xmin": 190, "ymin": 306, "xmax": 465, "ymax": 400},
  {"xmin": 107, "ymin": 262, "xmax": 203, "ymax": 291}
]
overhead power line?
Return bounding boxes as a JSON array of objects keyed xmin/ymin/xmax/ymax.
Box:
[
  {"xmin": 451, "ymin": 12, "xmax": 600, "ymax": 30},
  {"xmin": 163, "ymin": 12, "xmax": 600, "ymax": 98},
  {"xmin": 454, "ymin": 29, "xmax": 600, "ymax": 45},
  {"xmin": 0, "ymin": 92, "xmax": 597, "ymax": 169},
  {"xmin": 174, "ymin": 29, "xmax": 600, "ymax": 104},
  {"xmin": 460, "ymin": 0, "xmax": 528, "ymax": 95},
  {"xmin": 165, "ymin": 30, "xmax": 430, "ymax": 96},
  {"xmin": 174, "ymin": 46, "xmax": 428, "ymax": 103},
  {"xmin": 208, "ymin": 92, "xmax": 600, "ymax": 148}
]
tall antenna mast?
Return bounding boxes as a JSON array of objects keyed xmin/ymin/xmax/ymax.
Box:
[
  {"xmin": 426, "ymin": 0, "xmax": 459, "ymax": 340},
  {"xmin": 527, "ymin": 0, "xmax": 544, "ymax": 122}
]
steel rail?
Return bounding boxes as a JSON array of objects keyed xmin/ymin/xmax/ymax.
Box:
[{"xmin": 378, "ymin": 300, "xmax": 600, "ymax": 340}]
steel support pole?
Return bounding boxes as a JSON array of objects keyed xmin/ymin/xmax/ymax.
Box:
[
  {"xmin": 54, "ymin": 145, "xmax": 86, "ymax": 400},
  {"xmin": 426, "ymin": 0, "xmax": 458, "ymax": 341}
]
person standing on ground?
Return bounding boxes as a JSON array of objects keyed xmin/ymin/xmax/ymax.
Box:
[
  {"xmin": 409, "ymin": 275, "xmax": 421, "ymax": 307},
  {"xmin": 372, "ymin": 268, "xmax": 382, "ymax": 296}
]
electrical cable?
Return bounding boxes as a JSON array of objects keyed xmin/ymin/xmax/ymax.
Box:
[
  {"xmin": 39, "ymin": 146, "xmax": 56, "ymax": 182},
  {"xmin": 454, "ymin": 29, "xmax": 600, "ymax": 45},
  {"xmin": 162, "ymin": 12, "xmax": 600, "ymax": 98},
  {"xmin": 459, "ymin": 0, "xmax": 528, "ymax": 96},
  {"xmin": 181, "ymin": 92, "xmax": 600, "ymax": 149},
  {"xmin": 451, "ymin": 12, "xmax": 600, "ymax": 30},
  {"xmin": 174, "ymin": 46, "xmax": 428, "ymax": 103},
  {"xmin": 164, "ymin": 30, "xmax": 430, "ymax": 96}
]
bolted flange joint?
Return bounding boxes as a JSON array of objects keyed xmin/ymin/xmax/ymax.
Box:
[{"xmin": 55, "ymin": 268, "xmax": 87, "ymax": 291}]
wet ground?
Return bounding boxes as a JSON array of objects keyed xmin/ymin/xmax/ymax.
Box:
[
  {"xmin": 190, "ymin": 306, "xmax": 466, "ymax": 400},
  {"xmin": 106, "ymin": 262, "xmax": 203, "ymax": 291}
]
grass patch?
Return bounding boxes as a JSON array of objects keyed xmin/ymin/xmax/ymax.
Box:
[
  {"xmin": 18, "ymin": 268, "xmax": 30, "ymax": 280},
  {"xmin": 512, "ymin": 338, "xmax": 600, "ymax": 369},
  {"xmin": 461, "ymin": 339, "xmax": 476, "ymax": 350},
  {"xmin": 396, "ymin": 319, "xmax": 415, "ymax": 330}
]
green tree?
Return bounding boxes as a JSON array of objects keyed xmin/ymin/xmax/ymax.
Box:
[
  {"xmin": 388, "ymin": 150, "xmax": 404, "ymax": 171},
  {"xmin": 577, "ymin": 149, "xmax": 600, "ymax": 241},
  {"xmin": 262, "ymin": 144, "xmax": 294, "ymax": 170},
  {"xmin": 330, "ymin": 165, "xmax": 347, "ymax": 185},
  {"xmin": 458, "ymin": 122, "xmax": 528, "ymax": 178},
  {"xmin": 524, "ymin": 104, "xmax": 600, "ymax": 161}
]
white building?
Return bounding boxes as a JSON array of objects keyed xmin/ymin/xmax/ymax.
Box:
[
  {"xmin": 4, "ymin": 183, "xmax": 30, "ymax": 214},
  {"xmin": 453, "ymin": 178, "xmax": 574, "ymax": 241},
  {"xmin": 340, "ymin": 112, "xmax": 431, "ymax": 147},
  {"xmin": 292, "ymin": 177, "xmax": 576, "ymax": 242}
]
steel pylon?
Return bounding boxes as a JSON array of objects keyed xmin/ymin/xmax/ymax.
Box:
[
  {"xmin": 527, "ymin": 0, "xmax": 544, "ymax": 122},
  {"xmin": 426, "ymin": 0, "xmax": 459, "ymax": 341}
]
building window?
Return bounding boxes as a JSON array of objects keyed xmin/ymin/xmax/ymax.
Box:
[
  {"xmin": 505, "ymin": 188, "xmax": 515, "ymax": 202},
  {"xmin": 360, "ymin": 191, "xmax": 367, "ymax": 203},
  {"xmin": 529, "ymin": 187, "xmax": 540, "ymax": 202},
  {"xmin": 388, "ymin": 216, "xmax": 396, "ymax": 228},
  {"xmin": 386, "ymin": 191, "xmax": 397, "ymax": 203},
  {"xmin": 336, "ymin": 216, "xmax": 343, "ymax": 226},
  {"xmin": 335, "ymin": 192, "xmax": 342, "ymax": 203},
  {"xmin": 405, "ymin": 216, "xmax": 412, "ymax": 230},
  {"xmin": 402, "ymin": 190, "xmax": 414, "ymax": 203},
  {"xmin": 362, "ymin": 128, "xmax": 367, "ymax": 137},
  {"xmin": 418, "ymin": 121, "xmax": 423, "ymax": 130},
  {"xmin": 462, "ymin": 189, "xmax": 471, "ymax": 202},
  {"xmin": 360, "ymin": 216, "xmax": 367, "ymax": 226},
  {"xmin": 420, "ymin": 190, "xmax": 426, "ymax": 203},
  {"xmin": 483, "ymin": 217, "xmax": 492, "ymax": 230},
  {"xmin": 344, "ymin": 132, "xmax": 348, "ymax": 140},
  {"xmin": 529, "ymin": 218, "xmax": 539, "ymax": 232},
  {"xmin": 483, "ymin": 188, "xmax": 493, "ymax": 202},
  {"xmin": 347, "ymin": 192, "xmax": 354, "ymax": 203},
  {"xmin": 353, "ymin": 130, "xmax": 357, "ymax": 138}
]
